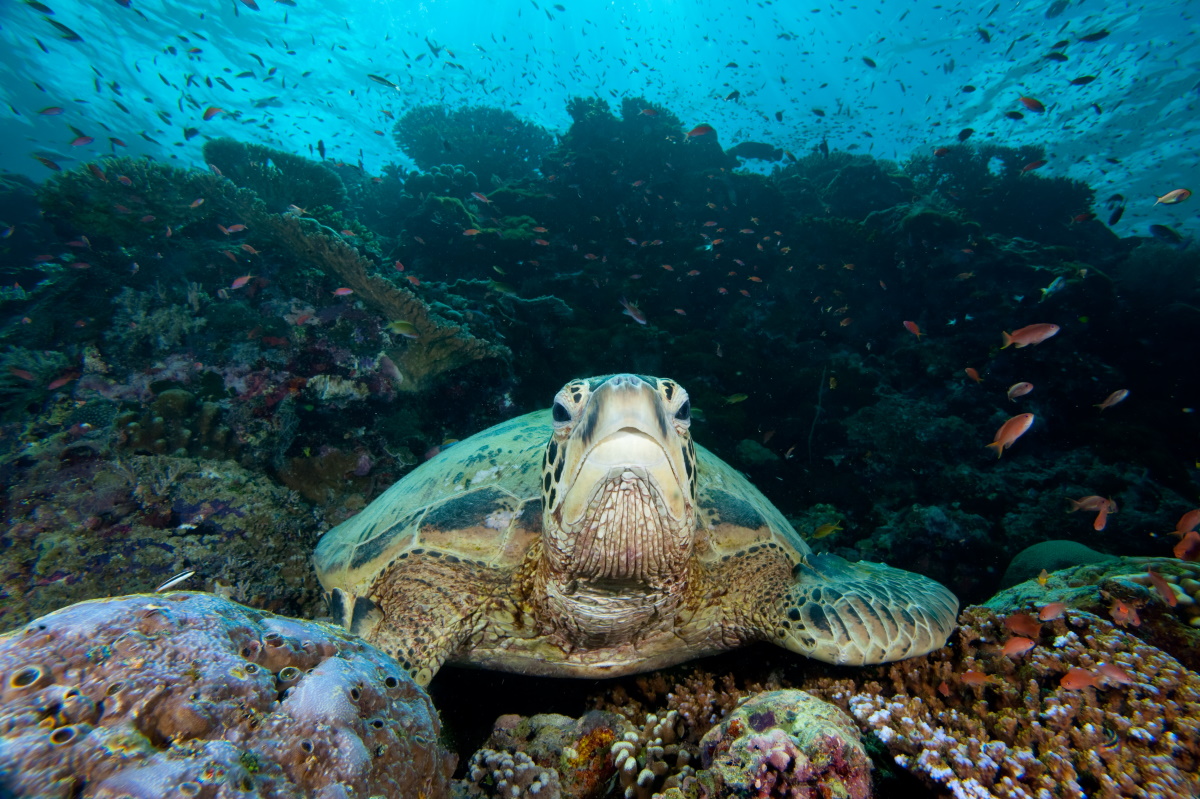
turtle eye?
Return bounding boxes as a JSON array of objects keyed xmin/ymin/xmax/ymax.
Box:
[
  {"xmin": 674, "ymin": 399, "xmax": 690, "ymax": 421},
  {"xmin": 552, "ymin": 401, "xmax": 571, "ymax": 423}
]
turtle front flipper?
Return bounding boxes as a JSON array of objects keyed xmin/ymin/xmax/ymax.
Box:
[{"xmin": 772, "ymin": 554, "xmax": 959, "ymax": 665}]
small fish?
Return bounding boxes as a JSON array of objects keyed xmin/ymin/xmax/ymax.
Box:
[
  {"xmin": 202, "ymin": 106, "xmax": 224, "ymax": 121},
  {"xmin": 1109, "ymin": 599, "xmax": 1140, "ymax": 627},
  {"xmin": 333, "ymin": 287, "xmax": 354, "ymax": 296},
  {"xmin": 686, "ymin": 124, "xmax": 715, "ymax": 137},
  {"xmin": 959, "ymin": 670, "xmax": 995, "ymax": 686},
  {"xmin": 1175, "ymin": 530, "xmax": 1200, "ymax": 561},
  {"xmin": 1001, "ymin": 637, "xmax": 1036, "ymax": 657},
  {"xmin": 1095, "ymin": 663, "xmax": 1135, "ymax": 686},
  {"xmin": 155, "ymin": 569, "xmax": 196, "ymax": 592},
  {"xmin": 1154, "ymin": 189, "xmax": 1191, "ymax": 205},
  {"xmin": 189, "ymin": 198, "xmax": 205, "ymax": 208},
  {"xmin": 1007, "ymin": 382, "xmax": 1033, "ymax": 401},
  {"xmin": 964, "ymin": 367, "xmax": 983, "ymax": 383},
  {"xmin": 986, "ymin": 413, "xmax": 1035, "ymax": 457},
  {"xmin": 1078, "ymin": 30, "xmax": 1110, "ymax": 42},
  {"xmin": 811, "ymin": 521, "xmax": 842, "ymax": 539},
  {"xmin": 639, "ymin": 108, "xmax": 659, "ymax": 116},
  {"xmin": 1093, "ymin": 499, "xmax": 1112, "ymax": 531},
  {"xmin": 70, "ymin": 136, "xmax": 94, "ymax": 146},
  {"xmin": 1146, "ymin": 569, "xmax": 1177, "ymax": 607},
  {"xmin": 1002, "ymin": 323, "xmax": 1059, "ymax": 348},
  {"xmin": 724, "ymin": 393, "xmax": 749, "ymax": 404},
  {"xmin": 1067, "ymin": 495, "xmax": 1114, "ymax": 513},
  {"xmin": 1018, "ymin": 96, "xmax": 1046, "ymax": 112},
  {"xmin": 230, "ymin": 274, "xmax": 254, "ymax": 289},
  {"xmin": 1038, "ymin": 602, "xmax": 1067, "ymax": 621},
  {"xmin": 1060, "ymin": 668, "xmax": 1099, "ymax": 690},
  {"xmin": 1003, "ymin": 612, "xmax": 1041, "ymax": 638},
  {"xmin": 46, "ymin": 373, "xmax": 78, "ymax": 390},
  {"xmin": 1039, "ymin": 276, "xmax": 1066, "ymax": 301},
  {"xmin": 903, "ymin": 320, "xmax": 923, "ymax": 339},
  {"xmin": 39, "ymin": 106, "xmax": 64, "ymax": 115},
  {"xmin": 619, "ymin": 297, "xmax": 646, "ymax": 324},
  {"xmin": 1095, "ymin": 389, "xmax": 1128, "ymax": 411},
  {"xmin": 8, "ymin": 368, "xmax": 36, "ymax": 382},
  {"xmin": 1036, "ymin": 569, "xmax": 1051, "ymax": 587},
  {"xmin": 1021, "ymin": 159, "xmax": 1047, "ymax": 173},
  {"xmin": 1108, "ymin": 205, "xmax": 1125, "ymax": 226},
  {"xmin": 1176, "ymin": 509, "xmax": 1200, "ymax": 534},
  {"xmin": 1069, "ymin": 75, "xmax": 1097, "ymax": 86},
  {"xmin": 386, "ymin": 320, "xmax": 418, "ymax": 338},
  {"xmin": 471, "ymin": 191, "xmax": 492, "ymax": 204}
]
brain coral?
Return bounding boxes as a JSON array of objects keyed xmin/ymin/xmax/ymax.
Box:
[{"xmin": 0, "ymin": 592, "xmax": 452, "ymax": 798}]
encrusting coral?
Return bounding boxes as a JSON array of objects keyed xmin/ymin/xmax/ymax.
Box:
[{"xmin": 0, "ymin": 592, "xmax": 453, "ymax": 798}]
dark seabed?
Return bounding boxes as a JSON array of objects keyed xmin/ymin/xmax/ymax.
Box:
[{"xmin": 0, "ymin": 0, "xmax": 1198, "ymax": 796}]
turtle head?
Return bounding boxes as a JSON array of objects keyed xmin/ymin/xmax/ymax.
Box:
[{"xmin": 540, "ymin": 374, "xmax": 697, "ymax": 590}]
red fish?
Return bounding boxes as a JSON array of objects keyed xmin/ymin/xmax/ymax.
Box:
[
  {"xmin": 1038, "ymin": 602, "xmax": 1067, "ymax": 621},
  {"xmin": 1001, "ymin": 637, "xmax": 1036, "ymax": 657},
  {"xmin": 117, "ymin": 176, "xmax": 133, "ymax": 186},
  {"xmin": 1146, "ymin": 569, "xmax": 1177, "ymax": 607},
  {"xmin": 1110, "ymin": 599, "xmax": 1140, "ymax": 627},
  {"xmin": 1003, "ymin": 612, "xmax": 1041, "ymax": 638},
  {"xmin": 1095, "ymin": 389, "xmax": 1128, "ymax": 411},
  {"xmin": 32, "ymin": 155, "xmax": 61, "ymax": 170},
  {"xmin": 1060, "ymin": 668, "xmax": 1099, "ymax": 690},
  {"xmin": 47, "ymin": 373, "xmax": 79, "ymax": 390},
  {"xmin": 933, "ymin": 147, "xmax": 950, "ymax": 157},
  {"xmin": 1007, "ymin": 381, "xmax": 1033, "ymax": 401},
  {"xmin": 1001, "ymin": 323, "xmax": 1059, "ymax": 348},
  {"xmin": 959, "ymin": 671, "xmax": 995, "ymax": 686},
  {"xmin": 189, "ymin": 198, "xmax": 205, "ymax": 208},
  {"xmin": 39, "ymin": 107, "xmax": 65, "ymax": 115},
  {"xmin": 333, "ymin": 288, "xmax": 354, "ymax": 296},
  {"xmin": 1176, "ymin": 509, "xmax": 1200, "ymax": 535},
  {"xmin": 986, "ymin": 413, "xmax": 1035, "ymax": 457},
  {"xmin": 1018, "ymin": 96, "xmax": 1046, "ymax": 112},
  {"xmin": 964, "ymin": 367, "xmax": 983, "ymax": 383},
  {"xmin": 70, "ymin": 136, "xmax": 94, "ymax": 146},
  {"xmin": 203, "ymin": 106, "xmax": 225, "ymax": 121},
  {"xmin": 1021, "ymin": 159, "xmax": 1047, "ymax": 173},
  {"xmin": 88, "ymin": 163, "xmax": 107, "ymax": 182},
  {"xmin": 1092, "ymin": 499, "xmax": 1112, "ymax": 531},
  {"xmin": 1174, "ymin": 530, "xmax": 1200, "ymax": 561},
  {"xmin": 8, "ymin": 368, "xmax": 36, "ymax": 382},
  {"xmin": 534, "ymin": 238, "xmax": 550, "ymax": 246},
  {"xmin": 462, "ymin": 228, "xmax": 480, "ymax": 236},
  {"xmin": 686, "ymin": 124, "xmax": 715, "ymax": 137},
  {"xmin": 471, "ymin": 191, "xmax": 491, "ymax": 204},
  {"xmin": 1067, "ymin": 495, "xmax": 1112, "ymax": 513},
  {"xmin": 903, "ymin": 320, "xmax": 923, "ymax": 339},
  {"xmin": 1095, "ymin": 663, "xmax": 1134, "ymax": 686},
  {"xmin": 230, "ymin": 275, "xmax": 254, "ymax": 289}
]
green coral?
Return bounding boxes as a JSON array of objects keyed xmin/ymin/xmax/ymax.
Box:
[
  {"xmin": 392, "ymin": 105, "xmax": 554, "ymax": 182},
  {"xmin": 202, "ymin": 137, "xmax": 347, "ymax": 215}
]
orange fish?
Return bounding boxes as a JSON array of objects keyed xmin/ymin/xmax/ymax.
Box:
[
  {"xmin": 1003, "ymin": 612, "xmax": 1041, "ymax": 638},
  {"xmin": 986, "ymin": 413, "xmax": 1035, "ymax": 457},
  {"xmin": 1093, "ymin": 499, "xmax": 1111, "ymax": 531},
  {"xmin": 1007, "ymin": 381, "xmax": 1033, "ymax": 401},
  {"xmin": 240, "ymin": 244, "xmax": 260, "ymax": 255},
  {"xmin": 203, "ymin": 106, "xmax": 225, "ymax": 121},
  {"xmin": 1109, "ymin": 599, "xmax": 1140, "ymax": 627},
  {"xmin": 1060, "ymin": 668, "xmax": 1099, "ymax": 690},
  {"xmin": 903, "ymin": 320, "xmax": 922, "ymax": 339},
  {"xmin": 534, "ymin": 239, "xmax": 550, "ymax": 246},
  {"xmin": 189, "ymin": 198, "xmax": 205, "ymax": 208},
  {"xmin": 1018, "ymin": 96, "xmax": 1046, "ymax": 112},
  {"xmin": 1174, "ymin": 530, "xmax": 1200, "ymax": 561},
  {"xmin": 620, "ymin": 298, "xmax": 646, "ymax": 324},
  {"xmin": 1095, "ymin": 662, "xmax": 1135, "ymax": 686},
  {"xmin": 47, "ymin": 372, "xmax": 78, "ymax": 390},
  {"xmin": 964, "ymin": 367, "xmax": 983, "ymax": 383},
  {"xmin": 230, "ymin": 275, "xmax": 254, "ymax": 289},
  {"xmin": 1146, "ymin": 569, "xmax": 1177, "ymax": 607},
  {"xmin": 959, "ymin": 671, "xmax": 995, "ymax": 686},
  {"xmin": 333, "ymin": 288, "xmax": 354, "ymax": 296},
  {"xmin": 1021, "ymin": 159, "xmax": 1047, "ymax": 173},
  {"xmin": 1001, "ymin": 637, "xmax": 1036, "ymax": 657},
  {"xmin": 1038, "ymin": 602, "xmax": 1067, "ymax": 621},
  {"xmin": 1154, "ymin": 189, "xmax": 1191, "ymax": 205},
  {"xmin": 8, "ymin": 368, "xmax": 36, "ymax": 382},
  {"xmin": 1095, "ymin": 389, "xmax": 1128, "ymax": 411},
  {"xmin": 462, "ymin": 228, "xmax": 480, "ymax": 236},
  {"xmin": 1067, "ymin": 495, "xmax": 1111, "ymax": 513},
  {"xmin": 937, "ymin": 681, "xmax": 951, "ymax": 697},
  {"xmin": 1002, "ymin": 323, "xmax": 1059, "ymax": 348},
  {"xmin": 686, "ymin": 124, "xmax": 715, "ymax": 137},
  {"xmin": 1176, "ymin": 509, "xmax": 1200, "ymax": 534}
]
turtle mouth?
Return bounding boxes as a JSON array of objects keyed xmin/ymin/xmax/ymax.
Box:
[{"xmin": 561, "ymin": 428, "xmax": 686, "ymax": 527}]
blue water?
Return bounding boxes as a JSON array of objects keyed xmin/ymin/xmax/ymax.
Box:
[{"xmin": 1, "ymin": 0, "xmax": 1196, "ymax": 236}]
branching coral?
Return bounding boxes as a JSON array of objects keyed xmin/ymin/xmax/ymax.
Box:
[
  {"xmin": 812, "ymin": 606, "xmax": 1200, "ymax": 798},
  {"xmin": 202, "ymin": 137, "xmax": 347, "ymax": 213}
]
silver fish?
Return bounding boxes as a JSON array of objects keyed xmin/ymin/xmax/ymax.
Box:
[{"xmin": 155, "ymin": 570, "xmax": 196, "ymax": 593}]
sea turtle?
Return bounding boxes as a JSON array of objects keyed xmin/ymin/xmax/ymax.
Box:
[{"xmin": 315, "ymin": 374, "xmax": 958, "ymax": 686}]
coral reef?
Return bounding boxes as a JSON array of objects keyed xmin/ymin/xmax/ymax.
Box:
[
  {"xmin": 814, "ymin": 605, "xmax": 1200, "ymax": 798},
  {"xmin": 699, "ymin": 690, "xmax": 871, "ymax": 799},
  {"xmin": 459, "ymin": 749, "xmax": 561, "ymax": 798},
  {"xmin": 114, "ymin": 388, "xmax": 239, "ymax": 460},
  {"xmin": 0, "ymin": 592, "xmax": 453, "ymax": 798},
  {"xmin": 202, "ymin": 137, "xmax": 348, "ymax": 214},
  {"xmin": 392, "ymin": 105, "xmax": 554, "ymax": 181}
]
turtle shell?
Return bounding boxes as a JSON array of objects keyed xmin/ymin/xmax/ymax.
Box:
[{"xmin": 314, "ymin": 409, "xmax": 814, "ymax": 599}]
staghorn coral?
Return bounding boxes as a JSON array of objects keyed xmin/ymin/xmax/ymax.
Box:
[
  {"xmin": 0, "ymin": 592, "xmax": 453, "ymax": 798},
  {"xmin": 812, "ymin": 605, "xmax": 1200, "ymax": 799}
]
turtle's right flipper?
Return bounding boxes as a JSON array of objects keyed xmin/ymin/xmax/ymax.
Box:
[{"xmin": 772, "ymin": 554, "xmax": 959, "ymax": 665}]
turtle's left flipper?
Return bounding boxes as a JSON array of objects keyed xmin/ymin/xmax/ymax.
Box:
[{"xmin": 772, "ymin": 554, "xmax": 959, "ymax": 665}]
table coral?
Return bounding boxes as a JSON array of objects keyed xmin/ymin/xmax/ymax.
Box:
[
  {"xmin": 813, "ymin": 606, "xmax": 1200, "ymax": 799},
  {"xmin": 0, "ymin": 592, "xmax": 453, "ymax": 798}
]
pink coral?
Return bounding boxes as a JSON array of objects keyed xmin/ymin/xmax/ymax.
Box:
[{"xmin": 0, "ymin": 592, "xmax": 453, "ymax": 798}]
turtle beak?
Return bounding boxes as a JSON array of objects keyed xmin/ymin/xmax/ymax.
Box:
[{"xmin": 560, "ymin": 374, "xmax": 689, "ymax": 526}]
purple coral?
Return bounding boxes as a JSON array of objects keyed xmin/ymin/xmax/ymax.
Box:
[{"xmin": 0, "ymin": 592, "xmax": 453, "ymax": 798}]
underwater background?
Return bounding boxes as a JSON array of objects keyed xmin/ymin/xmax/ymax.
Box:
[{"xmin": 1, "ymin": 0, "xmax": 1199, "ymax": 796}]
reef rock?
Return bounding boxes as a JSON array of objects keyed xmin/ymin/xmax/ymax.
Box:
[
  {"xmin": 0, "ymin": 592, "xmax": 453, "ymax": 798},
  {"xmin": 699, "ymin": 690, "xmax": 871, "ymax": 799}
]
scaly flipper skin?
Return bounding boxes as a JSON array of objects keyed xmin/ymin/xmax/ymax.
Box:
[{"xmin": 770, "ymin": 554, "xmax": 960, "ymax": 665}]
